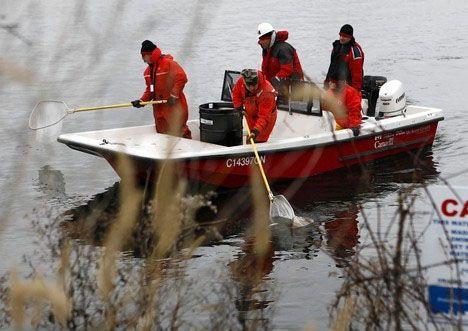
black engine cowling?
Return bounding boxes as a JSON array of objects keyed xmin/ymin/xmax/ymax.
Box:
[{"xmin": 362, "ymin": 76, "xmax": 387, "ymax": 116}]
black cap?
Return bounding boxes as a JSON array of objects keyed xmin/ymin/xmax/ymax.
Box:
[
  {"xmin": 141, "ymin": 40, "xmax": 157, "ymax": 54},
  {"xmin": 339, "ymin": 24, "xmax": 353, "ymax": 37}
]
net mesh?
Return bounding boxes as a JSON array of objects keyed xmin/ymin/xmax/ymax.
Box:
[
  {"xmin": 28, "ymin": 101, "xmax": 68, "ymax": 130},
  {"xmin": 270, "ymin": 195, "xmax": 295, "ymax": 226}
]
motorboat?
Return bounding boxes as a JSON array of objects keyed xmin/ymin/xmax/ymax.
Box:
[{"xmin": 57, "ymin": 72, "xmax": 444, "ymax": 189}]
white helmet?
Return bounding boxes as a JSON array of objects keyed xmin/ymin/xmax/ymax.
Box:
[{"xmin": 257, "ymin": 22, "xmax": 274, "ymax": 38}]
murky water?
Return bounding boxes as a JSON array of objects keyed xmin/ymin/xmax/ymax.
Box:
[{"xmin": 1, "ymin": 0, "xmax": 467, "ymax": 329}]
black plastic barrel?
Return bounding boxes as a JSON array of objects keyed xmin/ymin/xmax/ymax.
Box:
[{"xmin": 199, "ymin": 102, "xmax": 243, "ymax": 146}]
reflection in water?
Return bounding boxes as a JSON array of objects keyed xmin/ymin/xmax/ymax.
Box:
[
  {"xmin": 37, "ymin": 165, "xmax": 66, "ymax": 199},
  {"xmin": 63, "ymin": 183, "xmax": 254, "ymax": 252},
  {"xmin": 324, "ymin": 203, "xmax": 359, "ymax": 268},
  {"xmin": 63, "ymin": 149, "xmax": 439, "ymax": 254},
  {"xmin": 279, "ymin": 149, "xmax": 439, "ymax": 206},
  {"xmin": 272, "ymin": 148, "xmax": 439, "ymax": 265},
  {"xmin": 228, "ymin": 238, "xmax": 275, "ymax": 328},
  {"xmin": 62, "ymin": 181, "xmax": 121, "ymax": 245},
  {"xmin": 59, "ymin": 149, "xmax": 439, "ymax": 325}
]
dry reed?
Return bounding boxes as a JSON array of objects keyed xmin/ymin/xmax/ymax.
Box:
[
  {"xmin": 9, "ymin": 271, "xmax": 71, "ymax": 329},
  {"xmin": 2, "ymin": 3, "xmax": 463, "ymax": 331}
]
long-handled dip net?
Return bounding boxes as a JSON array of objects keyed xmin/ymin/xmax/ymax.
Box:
[
  {"xmin": 242, "ymin": 117, "xmax": 296, "ymax": 227},
  {"xmin": 28, "ymin": 100, "xmax": 167, "ymax": 130}
]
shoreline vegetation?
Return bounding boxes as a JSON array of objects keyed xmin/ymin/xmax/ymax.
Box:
[
  {"xmin": 1, "ymin": 127, "xmax": 464, "ymax": 329},
  {"xmin": 2, "ymin": 3, "xmax": 467, "ymax": 330}
]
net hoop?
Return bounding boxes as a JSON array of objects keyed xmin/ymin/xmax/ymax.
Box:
[{"xmin": 28, "ymin": 100, "xmax": 71, "ymax": 130}]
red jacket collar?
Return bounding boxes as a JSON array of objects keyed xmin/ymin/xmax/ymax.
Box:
[
  {"xmin": 275, "ymin": 30, "xmax": 289, "ymax": 42},
  {"xmin": 149, "ymin": 48, "xmax": 175, "ymax": 67},
  {"xmin": 149, "ymin": 48, "xmax": 162, "ymax": 66}
]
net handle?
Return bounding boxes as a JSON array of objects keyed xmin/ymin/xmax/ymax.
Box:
[
  {"xmin": 243, "ymin": 117, "xmax": 274, "ymax": 201},
  {"xmin": 71, "ymin": 100, "xmax": 167, "ymax": 113}
]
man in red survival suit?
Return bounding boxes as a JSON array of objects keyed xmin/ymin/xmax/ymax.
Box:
[
  {"xmin": 323, "ymin": 69, "xmax": 362, "ymax": 136},
  {"xmin": 257, "ymin": 23, "xmax": 304, "ymax": 101},
  {"xmin": 324, "ymin": 24, "xmax": 364, "ymax": 92},
  {"xmin": 132, "ymin": 40, "xmax": 192, "ymax": 139},
  {"xmin": 231, "ymin": 69, "xmax": 277, "ymax": 143}
]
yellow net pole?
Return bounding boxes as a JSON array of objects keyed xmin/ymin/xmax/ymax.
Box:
[
  {"xmin": 73, "ymin": 100, "xmax": 167, "ymax": 113},
  {"xmin": 243, "ymin": 118, "xmax": 274, "ymax": 202}
]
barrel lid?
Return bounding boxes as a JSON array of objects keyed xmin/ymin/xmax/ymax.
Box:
[{"xmin": 199, "ymin": 102, "xmax": 235, "ymax": 114}]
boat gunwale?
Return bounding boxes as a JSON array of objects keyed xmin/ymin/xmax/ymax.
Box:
[{"xmin": 58, "ymin": 115, "xmax": 443, "ymax": 164}]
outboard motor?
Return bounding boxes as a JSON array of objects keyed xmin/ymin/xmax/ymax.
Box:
[
  {"xmin": 199, "ymin": 102, "xmax": 243, "ymax": 146},
  {"xmin": 376, "ymin": 80, "xmax": 407, "ymax": 119},
  {"xmin": 362, "ymin": 75, "xmax": 387, "ymax": 116}
]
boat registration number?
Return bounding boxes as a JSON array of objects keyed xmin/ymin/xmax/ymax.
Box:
[{"xmin": 226, "ymin": 155, "xmax": 266, "ymax": 168}]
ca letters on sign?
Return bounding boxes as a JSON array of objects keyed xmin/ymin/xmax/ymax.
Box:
[{"xmin": 421, "ymin": 186, "xmax": 468, "ymax": 325}]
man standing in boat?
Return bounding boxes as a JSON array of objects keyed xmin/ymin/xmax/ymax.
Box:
[
  {"xmin": 232, "ymin": 69, "xmax": 277, "ymax": 143},
  {"xmin": 324, "ymin": 24, "xmax": 364, "ymax": 92},
  {"xmin": 323, "ymin": 69, "xmax": 362, "ymax": 136},
  {"xmin": 257, "ymin": 23, "xmax": 304, "ymax": 102},
  {"xmin": 132, "ymin": 40, "xmax": 192, "ymax": 139}
]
